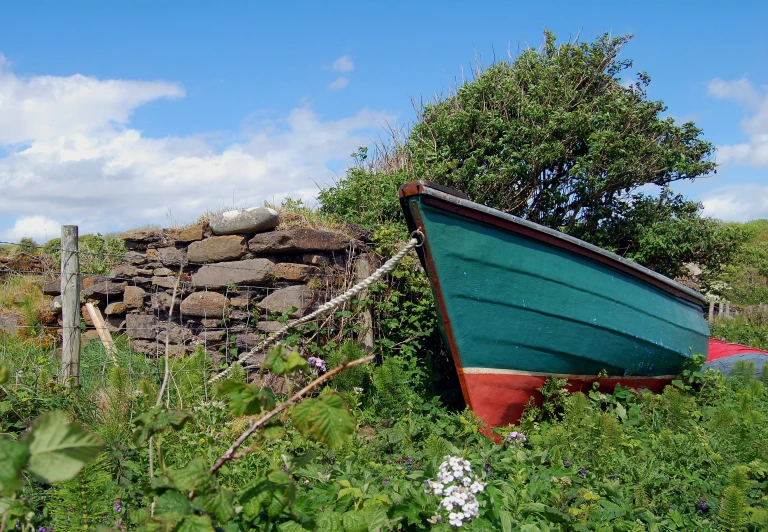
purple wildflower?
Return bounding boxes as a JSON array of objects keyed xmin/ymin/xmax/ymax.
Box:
[
  {"xmin": 114, "ymin": 501, "xmax": 123, "ymax": 514},
  {"xmin": 307, "ymin": 356, "xmax": 327, "ymax": 373},
  {"xmin": 38, "ymin": 528, "xmax": 48, "ymax": 532},
  {"xmin": 504, "ymin": 431, "xmax": 527, "ymax": 444},
  {"xmin": 698, "ymin": 499, "xmax": 709, "ymax": 514},
  {"xmin": 579, "ymin": 467, "xmax": 587, "ymax": 479},
  {"xmin": 485, "ymin": 463, "xmax": 492, "ymax": 473},
  {"xmin": 564, "ymin": 460, "xmax": 571, "ymax": 468}
]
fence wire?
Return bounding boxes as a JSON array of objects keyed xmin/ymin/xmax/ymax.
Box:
[{"xmin": 0, "ymin": 240, "xmax": 384, "ymax": 406}]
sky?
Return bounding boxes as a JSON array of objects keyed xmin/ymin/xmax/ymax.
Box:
[{"xmin": 0, "ymin": 1, "xmax": 766, "ymax": 242}]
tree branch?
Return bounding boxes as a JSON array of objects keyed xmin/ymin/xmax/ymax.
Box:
[{"xmin": 210, "ymin": 354, "xmax": 375, "ymax": 474}]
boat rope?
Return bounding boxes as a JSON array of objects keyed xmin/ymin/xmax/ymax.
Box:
[{"xmin": 208, "ymin": 230, "xmax": 424, "ymax": 384}]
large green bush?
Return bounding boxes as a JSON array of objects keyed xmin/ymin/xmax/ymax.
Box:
[
  {"xmin": 721, "ymin": 220, "xmax": 768, "ymax": 305},
  {"xmin": 319, "ymin": 31, "xmax": 740, "ymax": 279}
]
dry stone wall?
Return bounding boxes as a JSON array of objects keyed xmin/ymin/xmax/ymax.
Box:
[{"xmin": 46, "ymin": 208, "xmax": 370, "ymax": 370}]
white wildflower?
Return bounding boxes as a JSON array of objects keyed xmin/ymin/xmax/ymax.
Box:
[{"xmin": 424, "ymin": 455, "xmax": 485, "ymax": 528}]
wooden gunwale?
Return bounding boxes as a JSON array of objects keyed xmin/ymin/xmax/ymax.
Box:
[{"xmin": 399, "ymin": 180, "xmax": 707, "ymax": 309}]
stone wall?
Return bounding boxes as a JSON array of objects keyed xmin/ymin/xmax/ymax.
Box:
[{"xmin": 45, "ymin": 208, "xmax": 371, "ymax": 370}]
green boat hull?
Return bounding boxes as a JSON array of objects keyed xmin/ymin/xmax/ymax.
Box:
[{"xmin": 399, "ymin": 182, "xmax": 710, "ymax": 426}]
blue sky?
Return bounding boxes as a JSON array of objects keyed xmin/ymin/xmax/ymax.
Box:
[{"xmin": 0, "ymin": 0, "xmax": 766, "ymax": 241}]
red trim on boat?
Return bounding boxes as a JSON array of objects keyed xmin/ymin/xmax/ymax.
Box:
[{"xmin": 461, "ymin": 371, "xmax": 672, "ymax": 427}]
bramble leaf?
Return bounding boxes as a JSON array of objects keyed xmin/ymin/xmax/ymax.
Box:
[
  {"xmin": 201, "ymin": 486, "xmax": 235, "ymax": 524},
  {"xmin": 278, "ymin": 522, "xmax": 312, "ymax": 532},
  {"xmin": 177, "ymin": 514, "xmax": 215, "ymax": 531},
  {"xmin": 292, "ymin": 392, "xmax": 354, "ymax": 449},
  {"xmin": 341, "ymin": 510, "xmax": 368, "ymax": 532},
  {"xmin": 0, "ymin": 439, "xmax": 30, "ymax": 496},
  {"xmin": 23, "ymin": 410, "xmax": 104, "ymax": 483},
  {"xmin": 154, "ymin": 491, "xmax": 192, "ymax": 516},
  {"xmin": 262, "ymin": 422, "xmax": 285, "ymax": 440},
  {"xmin": 133, "ymin": 406, "xmax": 191, "ymax": 446},
  {"xmin": 167, "ymin": 457, "xmax": 212, "ymax": 493},
  {"xmin": 216, "ymin": 380, "xmax": 247, "ymax": 397},
  {"xmin": 316, "ymin": 512, "xmax": 343, "ymax": 531},
  {"xmin": 362, "ymin": 504, "xmax": 389, "ymax": 532},
  {"xmin": 286, "ymin": 350, "xmax": 309, "ymax": 373}
]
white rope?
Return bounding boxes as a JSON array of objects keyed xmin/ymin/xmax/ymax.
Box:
[{"xmin": 208, "ymin": 233, "xmax": 423, "ymax": 383}]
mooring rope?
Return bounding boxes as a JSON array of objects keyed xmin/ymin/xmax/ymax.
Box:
[{"xmin": 208, "ymin": 231, "xmax": 424, "ymax": 384}]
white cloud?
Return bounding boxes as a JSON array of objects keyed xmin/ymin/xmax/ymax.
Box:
[
  {"xmin": 327, "ymin": 76, "xmax": 350, "ymax": 90},
  {"xmin": 0, "ymin": 54, "xmax": 184, "ymax": 144},
  {"xmin": 708, "ymin": 78, "xmax": 763, "ymax": 108},
  {"xmin": 0, "ymin": 215, "xmax": 61, "ymax": 243},
  {"xmin": 701, "ymin": 184, "xmax": 768, "ymax": 222},
  {"xmin": 330, "ymin": 55, "xmax": 354, "ymax": 73},
  {"xmin": 0, "ymin": 57, "xmax": 395, "ymax": 238},
  {"xmin": 708, "ymin": 77, "xmax": 768, "ymax": 167}
]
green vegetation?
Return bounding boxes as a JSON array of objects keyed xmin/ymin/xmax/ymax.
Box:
[
  {"xmin": 42, "ymin": 232, "xmax": 126, "ymax": 275},
  {"xmin": 711, "ymin": 308, "xmax": 768, "ymax": 352},
  {"xmin": 720, "ymin": 220, "xmax": 768, "ymax": 305},
  {"xmin": 320, "ymin": 31, "xmax": 740, "ymax": 279},
  {"xmin": 2, "ymin": 28, "xmax": 768, "ymax": 531},
  {"xmin": 17, "ymin": 238, "xmax": 38, "ymax": 254},
  {"xmin": 1, "ymin": 336, "xmax": 767, "ymax": 530}
]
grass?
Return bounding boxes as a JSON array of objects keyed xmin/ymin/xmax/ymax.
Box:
[
  {"xmin": 711, "ymin": 307, "xmax": 768, "ymax": 352},
  {"xmin": 0, "ymin": 243, "xmax": 17, "ymax": 256}
]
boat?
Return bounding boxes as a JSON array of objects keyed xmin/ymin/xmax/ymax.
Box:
[
  {"xmin": 399, "ymin": 180, "xmax": 710, "ymax": 427},
  {"xmin": 705, "ymin": 338, "xmax": 767, "ymax": 380}
]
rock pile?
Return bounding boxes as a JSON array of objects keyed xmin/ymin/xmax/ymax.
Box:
[{"xmin": 46, "ymin": 208, "xmax": 366, "ymax": 368}]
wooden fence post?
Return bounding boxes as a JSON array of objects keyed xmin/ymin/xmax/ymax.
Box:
[
  {"xmin": 724, "ymin": 300, "xmax": 730, "ymax": 319},
  {"xmin": 61, "ymin": 225, "xmax": 80, "ymax": 387},
  {"xmin": 718, "ymin": 299, "xmax": 724, "ymax": 317},
  {"xmin": 708, "ymin": 297, "xmax": 715, "ymax": 324},
  {"xmin": 355, "ymin": 254, "xmax": 374, "ymax": 350}
]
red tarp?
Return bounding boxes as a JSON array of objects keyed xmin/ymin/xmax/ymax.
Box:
[{"xmin": 708, "ymin": 338, "xmax": 768, "ymax": 361}]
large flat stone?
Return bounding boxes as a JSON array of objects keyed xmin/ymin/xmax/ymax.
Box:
[
  {"xmin": 211, "ymin": 207, "xmax": 280, "ymax": 236},
  {"xmin": 199, "ymin": 329, "xmax": 226, "ymax": 342},
  {"xmin": 120, "ymin": 228, "xmax": 162, "ymax": 243},
  {"xmin": 191, "ymin": 259, "xmax": 274, "ymax": 288},
  {"xmin": 156, "ymin": 247, "xmax": 186, "ymax": 266},
  {"xmin": 81, "ymin": 275, "xmax": 108, "ymax": 291},
  {"xmin": 43, "ymin": 279, "xmax": 61, "ymax": 296},
  {"xmin": 104, "ymin": 302, "xmax": 126, "ymax": 316},
  {"xmin": 180, "ymin": 291, "xmax": 230, "ymax": 318},
  {"xmin": 152, "ymin": 276, "xmax": 179, "ymax": 289},
  {"xmin": 109, "ymin": 264, "xmax": 138, "ymax": 279},
  {"xmin": 248, "ymin": 229, "xmax": 348, "ymax": 254},
  {"xmin": 0, "ymin": 313, "xmax": 23, "ymax": 334},
  {"xmin": 151, "ymin": 292, "xmax": 179, "ymax": 311},
  {"xmin": 187, "ymin": 236, "xmax": 246, "ymax": 263},
  {"xmin": 83, "ymin": 280, "xmax": 127, "ymax": 299},
  {"xmin": 157, "ymin": 324, "xmax": 193, "ymax": 344},
  {"xmin": 171, "ymin": 225, "xmax": 204, "ymax": 243},
  {"xmin": 123, "ymin": 251, "xmax": 148, "ymax": 265},
  {"xmin": 274, "ymin": 263, "xmax": 319, "ymax": 281},
  {"xmin": 125, "ymin": 314, "xmax": 159, "ymax": 340},
  {"xmin": 124, "ymin": 286, "xmax": 147, "ymax": 309},
  {"xmin": 256, "ymin": 285, "xmax": 316, "ymax": 318},
  {"xmin": 256, "ymin": 320, "xmax": 284, "ymax": 333}
]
